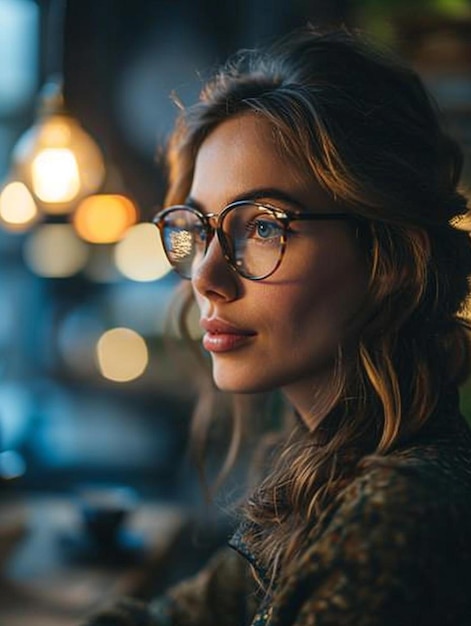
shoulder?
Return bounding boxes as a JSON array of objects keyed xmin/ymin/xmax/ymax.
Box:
[
  {"xmin": 268, "ymin": 415, "xmax": 471, "ymax": 626},
  {"xmin": 331, "ymin": 415, "xmax": 471, "ymax": 543},
  {"xmin": 272, "ymin": 414, "xmax": 471, "ymax": 626}
]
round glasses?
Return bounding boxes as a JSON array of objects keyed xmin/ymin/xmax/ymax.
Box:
[{"xmin": 153, "ymin": 200, "xmax": 351, "ymax": 281}]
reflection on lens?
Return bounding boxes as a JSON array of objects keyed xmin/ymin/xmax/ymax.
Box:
[
  {"xmin": 168, "ymin": 229, "xmax": 192, "ymax": 260},
  {"xmin": 159, "ymin": 202, "xmax": 284, "ymax": 280}
]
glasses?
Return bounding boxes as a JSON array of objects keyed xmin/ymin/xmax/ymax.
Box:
[{"xmin": 153, "ymin": 200, "xmax": 352, "ymax": 281}]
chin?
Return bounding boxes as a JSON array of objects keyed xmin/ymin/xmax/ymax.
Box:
[
  {"xmin": 211, "ymin": 367, "xmax": 278, "ymax": 395},
  {"xmin": 214, "ymin": 382, "xmax": 274, "ymax": 395},
  {"xmin": 213, "ymin": 374, "xmax": 257, "ymax": 393}
]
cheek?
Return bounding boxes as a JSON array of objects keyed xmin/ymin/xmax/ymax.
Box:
[{"xmin": 271, "ymin": 252, "xmax": 367, "ymax": 342}]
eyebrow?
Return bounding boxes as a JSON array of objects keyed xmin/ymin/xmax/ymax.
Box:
[{"xmin": 186, "ymin": 187, "xmax": 309, "ymax": 212}]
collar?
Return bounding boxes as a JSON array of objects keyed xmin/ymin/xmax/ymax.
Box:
[{"xmin": 228, "ymin": 519, "xmax": 271, "ymax": 587}]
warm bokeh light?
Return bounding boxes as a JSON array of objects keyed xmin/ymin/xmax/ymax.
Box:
[
  {"xmin": 12, "ymin": 112, "xmax": 105, "ymax": 214},
  {"xmin": 73, "ymin": 194, "xmax": 138, "ymax": 243},
  {"xmin": 32, "ymin": 148, "xmax": 80, "ymax": 203},
  {"xmin": 23, "ymin": 223, "xmax": 89, "ymax": 277},
  {"xmin": 96, "ymin": 327, "xmax": 148, "ymax": 382},
  {"xmin": 114, "ymin": 222, "xmax": 171, "ymax": 281},
  {"xmin": 0, "ymin": 180, "xmax": 39, "ymax": 230}
]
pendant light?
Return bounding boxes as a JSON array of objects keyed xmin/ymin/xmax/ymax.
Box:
[{"xmin": 1, "ymin": 0, "xmax": 105, "ymax": 225}]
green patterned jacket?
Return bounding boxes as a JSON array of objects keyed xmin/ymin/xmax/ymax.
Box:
[{"xmin": 83, "ymin": 401, "xmax": 471, "ymax": 626}]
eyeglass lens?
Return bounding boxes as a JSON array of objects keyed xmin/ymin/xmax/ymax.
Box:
[{"xmin": 160, "ymin": 203, "xmax": 285, "ymax": 279}]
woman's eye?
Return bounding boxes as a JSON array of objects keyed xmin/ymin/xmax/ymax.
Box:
[{"xmin": 246, "ymin": 218, "xmax": 282, "ymax": 241}]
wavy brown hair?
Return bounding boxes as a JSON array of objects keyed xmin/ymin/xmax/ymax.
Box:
[{"xmin": 163, "ymin": 27, "xmax": 471, "ymax": 587}]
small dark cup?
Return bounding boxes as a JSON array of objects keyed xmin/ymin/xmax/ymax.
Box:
[{"xmin": 77, "ymin": 485, "xmax": 138, "ymax": 546}]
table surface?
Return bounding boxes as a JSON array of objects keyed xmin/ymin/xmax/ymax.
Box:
[{"xmin": 0, "ymin": 494, "xmax": 187, "ymax": 625}]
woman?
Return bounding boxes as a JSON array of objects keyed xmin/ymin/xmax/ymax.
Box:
[{"xmin": 85, "ymin": 27, "xmax": 471, "ymax": 626}]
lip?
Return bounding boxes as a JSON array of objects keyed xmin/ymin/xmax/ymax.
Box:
[{"xmin": 200, "ymin": 317, "xmax": 256, "ymax": 353}]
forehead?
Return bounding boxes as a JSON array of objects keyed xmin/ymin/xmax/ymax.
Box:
[{"xmin": 190, "ymin": 113, "xmax": 331, "ymax": 209}]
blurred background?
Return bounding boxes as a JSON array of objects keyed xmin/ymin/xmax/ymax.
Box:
[
  {"xmin": 0, "ymin": 0, "xmax": 470, "ymax": 523},
  {"xmin": 0, "ymin": 1, "xmax": 470, "ymax": 623}
]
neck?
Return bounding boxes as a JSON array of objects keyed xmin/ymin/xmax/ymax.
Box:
[{"xmin": 282, "ymin": 368, "xmax": 340, "ymax": 430}]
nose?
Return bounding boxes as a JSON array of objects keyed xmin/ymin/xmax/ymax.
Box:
[{"xmin": 191, "ymin": 233, "xmax": 239, "ymax": 302}]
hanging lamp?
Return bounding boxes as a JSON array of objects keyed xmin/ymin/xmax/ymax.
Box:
[{"xmin": 2, "ymin": 0, "xmax": 105, "ymax": 223}]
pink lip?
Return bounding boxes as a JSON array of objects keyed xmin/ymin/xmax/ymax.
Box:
[{"xmin": 200, "ymin": 318, "xmax": 256, "ymax": 353}]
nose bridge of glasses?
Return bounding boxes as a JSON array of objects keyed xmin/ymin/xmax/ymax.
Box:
[
  {"xmin": 199, "ymin": 212, "xmax": 219, "ymax": 246},
  {"xmin": 203, "ymin": 211, "xmax": 220, "ymax": 227}
]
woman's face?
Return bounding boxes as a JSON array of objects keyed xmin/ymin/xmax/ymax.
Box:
[{"xmin": 189, "ymin": 114, "xmax": 367, "ymax": 418}]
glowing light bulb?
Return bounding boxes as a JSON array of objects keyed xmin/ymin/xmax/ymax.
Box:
[
  {"xmin": 32, "ymin": 148, "xmax": 80, "ymax": 202},
  {"xmin": 10, "ymin": 82, "xmax": 105, "ymax": 214},
  {"xmin": 96, "ymin": 327, "xmax": 148, "ymax": 382},
  {"xmin": 0, "ymin": 180, "xmax": 39, "ymax": 230}
]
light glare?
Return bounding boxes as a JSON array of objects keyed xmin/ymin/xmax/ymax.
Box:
[
  {"xmin": 0, "ymin": 181, "xmax": 38, "ymax": 228},
  {"xmin": 74, "ymin": 194, "xmax": 137, "ymax": 243},
  {"xmin": 23, "ymin": 224, "xmax": 89, "ymax": 277},
  {"xmin": 114, "ymin": 223, "xmax": 171, "ymax": 282},
  {"xmin": 32, "ymin": 148, "xmax": 80, "ymax": 202},
  {"xmin": 96, "ymin": 327, "xmax": 148, "ymax": 382}
]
